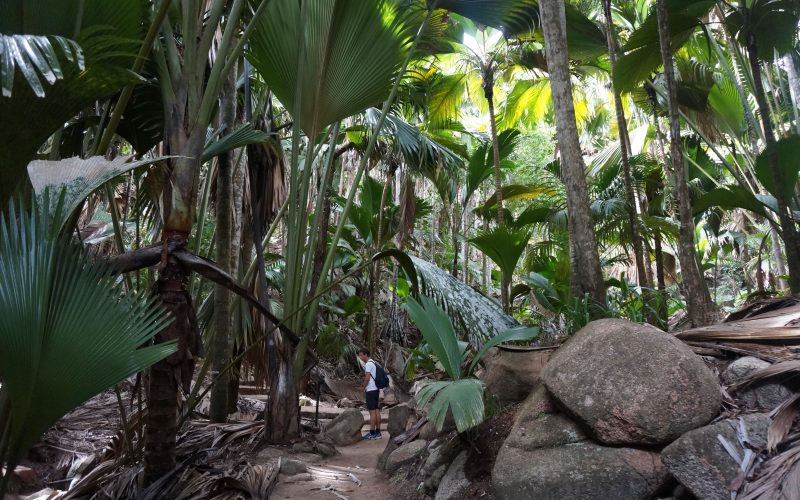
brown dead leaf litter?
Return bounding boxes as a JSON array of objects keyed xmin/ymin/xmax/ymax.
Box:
[{"xmin": 6, "ymin": 388, "xmax": 391, "ymax": 500}]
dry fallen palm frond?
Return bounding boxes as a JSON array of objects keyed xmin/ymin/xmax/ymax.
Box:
[
  {"xmin": 733, "ymin": 360, "xmax": 800, "ymax": 390},
  {"xmin": 678, "ymin": 303, "xmax": 800, "ymax": 342},
  {"xmin": 680, "ymin": 341, "xmax": 798, "ymax": 363},
  {"xmin": 769, "ymin": 394, "xmax": 800, "ymax": 452},
  {"xmin": 742, "ymin": 434, "xmax": 800, "ymax": 500},
  {"xmin": 224, "ymin": 461, "xmax": 280, "ymax": 499}
]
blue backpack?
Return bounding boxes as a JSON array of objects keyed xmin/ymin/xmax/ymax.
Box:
[{"xmin": 372, "ymin": 361, "xmax": 390, "ymax": 389}]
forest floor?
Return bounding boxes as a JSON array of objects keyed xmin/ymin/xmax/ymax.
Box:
[{"xmin": 269, "ymin": 428, "xmax": 391, "ymax": 500}]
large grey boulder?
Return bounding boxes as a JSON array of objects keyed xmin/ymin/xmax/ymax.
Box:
[
  {"xmin": 422, "ymin": 435, "xmax": 463, "ymax": 478},
  {"xmin": 280, "ymin": 458, "xmax": 308, "ymax": 476},
  {"xmin": 478, "ymin": 348, "xmax": 552, "ymax": 403},
  {"xmin": 504, "ymin": 386, "xmax": 586, "ymax": 451},
  {"xmin": 386, "ymin": 439, "xmax": 427, "ymax": 473},
  {"xmin": 541, "ymin": 318, "xmax": 721, "ymax": 445},
  {"xmin": 722, "ymin": 356, "xmax": 792, "ymax": 410},
  {"xmin": 662, "ymin": 414, "xmax": 770, "ymax": 500},
  {"xmin": 493, "ymin": 442, "xmax": 668, "ymax": 500},
  {"xmin": 322, "ymin": 408, "xmax": 365, "ymax": 446},
  {"xmin": 388, "ymin": 403, "xmax": 411, "ymax": 436},
  {"xmin": 435, "ymin": 450, "xmax": 470, "ymax": 500}
]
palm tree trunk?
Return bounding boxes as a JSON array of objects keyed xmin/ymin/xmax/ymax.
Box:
[
  {"xmin": 451, "ymin": 203, "xmax": 460, "ymax": 278},
  {"xmin": 486, "ymin": 91, "xmax": 505, "ymax": 228},
  {"xmin": 366, "ymin": 165, "xmax": 396, "ymax": 354},
  {"xmin": 653, "ymin": 231, "xmax": 668, "ymax": 328},
  {"xmin": 602, "ymin": 0, "xmax": 648, "ymax": 289},
  {"xmin": 145, "ymin": 136, "xmax": 204, "ymax": 484},
  {"xmin": 655, "ymin": 0, "xmax": 716, "ymax": 327},
  {"xmin": 783, "ymin": 53, "xmax": 800, "ymax": 134},
  {"xmin": 742, "ymin": 8, "xmax": 800, "ymax": 293},
  {"xmin": 540, "ymin": 0, "xmax": 606, "ymax": 310},
  {"xmin": 210, "ymin": 65, "xmax": 237, "ymax": 423}
]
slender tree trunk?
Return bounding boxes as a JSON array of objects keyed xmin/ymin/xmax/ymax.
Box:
[
  {"xmin": 540, "ymin": 0, "xmax": 606, "ymax": 310},
  {"xmin": 602, "ymin": 0, "xmax": 649, "ymax": 289},
  {"xmin": 210, "ymin": 66, "xmax": 236, "ymax": 423},
  {"xmin": 486, "ymin": 87, "xmax": 512, "ymax": 311},
  {"xmin": 653, "ymin": 232, "xmax": 668, "ymax": 329},
  {"xmin": 655, "ymin": 0, "xmax": 715, "ymax": 327},
  {"xmin": 484, "ymin": 71, "xmax": 504, "ymax": 228},
  {"xmin": 451, "ymin": 203, "xmax": 460, "ymax": 278},
  {"xmin": 366, "ymin": 165, "xmax": 396, "ymax": 354},
  {"xmin": 226, "ymin": 142, "xmax": 246, "ymax": 411},
  {"xmin": 145, "ymin": 135, "xmax": 205, "ymax": 484},
  {"xmin": 743, "ymin": 9, "xmax": 800, "ymax": 293},
  {"xmin": 783, "ymin": 53, "xmax": 800, "ymax": 134}
]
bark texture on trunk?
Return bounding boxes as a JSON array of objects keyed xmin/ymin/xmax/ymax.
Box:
[
  {"xmin": 484, "ymin": 69, "xmax": 505, "ymax": 229},
  {"xmin": 655, "ymin": 0, "xmax": 716, "ymax": 326},
  {"xmin": 783, "ymin": 53, "xmax": 800, "ymax": 134},
  {"xmin": 266, "ymin": 332, "xmax": 299, "ymax": 443},
  {"xmin": 540, "ymin": 0, "xmax": 606, "ymax": 309},
  {"xmin": 742, "ymin": 10, "xmax": 800, "ymax": 293},
  {"xmin": 210, "ymin": 67, "xmax": 237, "ymax": 423},
  {"xmin": 602, "ymin": 0, "xmax": 649, "ymax": 289}
]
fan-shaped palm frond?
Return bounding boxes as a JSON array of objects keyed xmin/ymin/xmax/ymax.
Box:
[
  {"xmin": 0, "ymin": 193, "xmax": 175, "ymax": 491},
  {"xmin": 469, "ymin": 225, "xmax": 532, "ymax": 281},
  {"xmin": 410, "ymin": 256, "xmax": 519, "ymax": 348},
  {"xmin": 615, "ymin": 0, "xmax": 716, "ymax": 92},
  {"xmin": 0, "ymin": 34, "xmax": 84, "ymax": 98},
  {"xmin": 247, "ymin": 0, "xmax": 414, "ymax": 136},
  {"xmin": 366, "ymin": 108, "xmax": 465, "ymax": 171},
  {"xmin": 27, "ymin": 155, "xmax": 164, "ymax": 228}
]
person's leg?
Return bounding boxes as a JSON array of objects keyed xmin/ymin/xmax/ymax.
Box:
[
  {"xmin": 365, "ymin": 391, "xmax": 379, "ymax": 438},
  {"xmin": 371, "ymin": 409, "xmax": 381, "ymax": 436}
]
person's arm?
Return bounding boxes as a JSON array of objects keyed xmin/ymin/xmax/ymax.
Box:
[{"xmin": 363, "ymin": 370, "xmax": 371, "ymax": 391}]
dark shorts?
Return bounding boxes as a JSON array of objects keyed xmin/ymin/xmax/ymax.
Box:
[{"xmin": 365, "ymin": 390, "xmax": 380, "ymax": 410}]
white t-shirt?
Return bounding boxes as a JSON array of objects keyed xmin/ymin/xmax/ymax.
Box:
[{"xmin": 365, "ymin": 359, "xmax": 378, "ymax": 392}]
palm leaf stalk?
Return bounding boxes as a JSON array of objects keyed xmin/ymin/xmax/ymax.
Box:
[{"xmin": 296, "ymin": 1, "xmax": 441, "ymax": 373}]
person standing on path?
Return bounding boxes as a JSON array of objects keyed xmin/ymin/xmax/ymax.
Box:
[{"xmin": 357, "ymin": 348, "xmax": 381, "ymax": 439}]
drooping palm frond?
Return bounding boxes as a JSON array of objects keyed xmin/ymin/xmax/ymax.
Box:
[
  {"xmin": 0, "ymin": 34, "xmax": 84, "ymax": 98},
  {"xmin": 405, "ymin": 295, "xmax": 537, "ymax": 432},
  {"xmin": 366, "ymin": 108, "xmax": 465, "ymax": 171},
  {"xmin": 410, "ymin": 255, "xmax": 519, "ymax": 348},
  {"xmin": 247, "ymin": 0, "xmax": 414, "ymax": 136},
  {"xmin": 436, "ymin": 0, "xmax": 539, "ymax": 36},
  {"xmin": 0, "ymin": 193, "xmax": 175, "ymax": 486},
  {"xmin": 614, "ymin": 0, "xmax": 716, "ymax": 92},
  {"xmin": 27, "ymin": 155, "xmax": 163, "ymax": 228}
]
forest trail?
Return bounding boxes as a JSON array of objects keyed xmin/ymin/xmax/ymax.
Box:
[{"xmin": 270, "ymin": 413, "xmax": 392, "ymax": 500}]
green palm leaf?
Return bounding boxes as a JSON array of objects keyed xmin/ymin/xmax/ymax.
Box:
[
  {"xmin": 404, "ymin": 295, "xmax": 463, "ymax": 380},
  {"xmin": 27, "ymin": 155, "xmax": 164, "ymax": 228},
  {"xmin": 0, "ymin": 19, "xmax": 145, "ymax": 206},
  {"xmin": 0, "ymin": 192, "xmax": 175, "ymax": 476},
  {"xmin": 469, "ymin": 225, "xmax": 532, "ymax": 281},
  {"xmin": 410, "ymin": 256, "xmax": 519, "ymax": 348},
  {"xmin": 0, "ymin": 34, "xmax": 83, "ymax": 98},
  {"xmin": 416, "ymin": 378, "xmax": 485, "ymax": 432},
  {"xmin": 614, "ymin": 0, "xmax": 716, "ymax": 92},
  {"xmin": 247, "ymin": 0, "xmax": 413, "ymax": 135}
]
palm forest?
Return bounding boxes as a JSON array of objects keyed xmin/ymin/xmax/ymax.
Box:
[{"xmin": 1, "ymin": 0, "xmax": 800, "ymax": 498}]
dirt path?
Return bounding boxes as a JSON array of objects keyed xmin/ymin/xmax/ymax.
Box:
[
  {"xmin": 270, "ymin": 417, "xmax": 392, "ymax": 499},
  {"xmin": 270, "ymin": 437, "xmax": 390, "ymax": 499}
]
